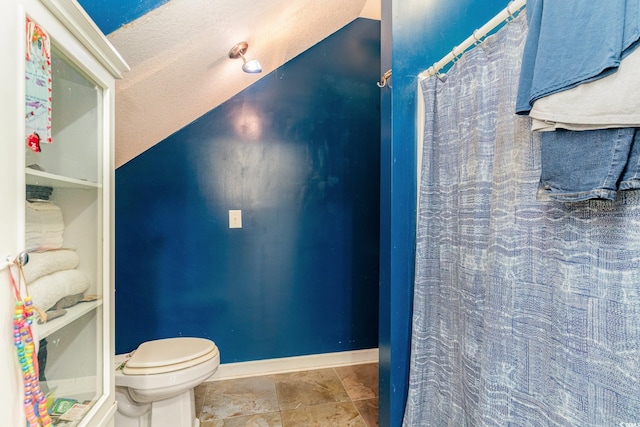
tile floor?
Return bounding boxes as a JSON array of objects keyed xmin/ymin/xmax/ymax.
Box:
[{"xmin": 194, "ymin": 363, "xmax": 378, "ymax": 427}]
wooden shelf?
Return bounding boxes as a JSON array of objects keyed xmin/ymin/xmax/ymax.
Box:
[{"xmin": 37, "ymin": 299, "xmax": 102, "ymax": 339}]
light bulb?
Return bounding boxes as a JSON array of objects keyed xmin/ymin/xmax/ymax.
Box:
[{"xmin": 242, "ymin": 59, "xmax": 262, "ymax": 74}]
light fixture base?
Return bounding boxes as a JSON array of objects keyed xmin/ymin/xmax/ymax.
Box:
[{"xmin": 229, "ymin": 42, "xmax": 249, "ymax": 59}]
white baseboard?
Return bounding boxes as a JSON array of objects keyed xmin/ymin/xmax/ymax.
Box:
[{"xmin": 205, "ymin": 348, "xmax": 379, "ymax": 382}]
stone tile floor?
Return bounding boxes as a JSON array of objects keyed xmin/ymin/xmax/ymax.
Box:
[{"xmin": 195, "ymin": 363, "xmax": 378, "ymax": 426}]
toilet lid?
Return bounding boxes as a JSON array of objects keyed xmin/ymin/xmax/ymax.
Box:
[{"xmin": 124, "ymin": 337, "xmax": 216, "ymax": 372}]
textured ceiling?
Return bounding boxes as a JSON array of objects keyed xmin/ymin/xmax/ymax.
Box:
[{"xmin": 108, "ymin": 0, "xmax": 381, "ymax": 167}]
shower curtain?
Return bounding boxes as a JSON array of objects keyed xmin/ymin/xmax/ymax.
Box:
[{"xmin": 404, "ymin": 13, "xmax": 640, "ymax": 427}]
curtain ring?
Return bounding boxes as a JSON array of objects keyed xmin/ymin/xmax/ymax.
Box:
[
  {"xmin": 428, "ymin": 65, "xmax": 444, "ymax": 79},
  {"xmin": 451, "ymin": 45, "xmax": 460, "ymax": 63},
  {"xmin": 434, "ymin": 66, "xmax": 443, "ymax": 78},
  {"xmin": 506, "ymin": 1, "xmax": 515, "ymax": 21},
  {"xmin": 472, "ymin": 29, "xmax": 482, "ymax": 45}
]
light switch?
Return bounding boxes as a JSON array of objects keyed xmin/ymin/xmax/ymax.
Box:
[{"xmin": 229, "ymin": 210, "xmax": 242, "ymax": 228}]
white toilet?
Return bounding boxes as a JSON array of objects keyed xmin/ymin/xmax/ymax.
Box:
[{"xmin": 114, "ymin": 337, "xmax": 220, "ymax": 427}]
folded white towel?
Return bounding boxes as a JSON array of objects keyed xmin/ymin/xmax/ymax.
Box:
[
  {"xmin": 22, "ymin": 249, "xmax": 80, "ymax": 284},
  {"xmin": 28, "ymin": 269, "xmax": 90, "ymax": 312},
  {"xmin": 25, "ymin": 201, "xmax": 65, "ymax": 251}
]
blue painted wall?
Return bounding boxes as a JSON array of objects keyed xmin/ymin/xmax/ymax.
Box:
[
  {"xmin": 379, "ymin": 1, "xmax": 509, "ymax": 426},
  {"xmin": 78, "ymin": 0, "xmax": 168, "ymax": 34},
  {"xmin": 115, "ymin": 19, "xmax": 381, "ymax": 362}
]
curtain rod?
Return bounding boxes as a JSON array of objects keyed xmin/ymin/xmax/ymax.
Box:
[{"xmin": 419, "ymin": 0, "xmax": 526, "ymax": 78}]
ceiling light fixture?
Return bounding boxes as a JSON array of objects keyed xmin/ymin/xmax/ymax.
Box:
[{"xmin": 228, "ymin": 42, "xmax": 262, "ymax": 74}]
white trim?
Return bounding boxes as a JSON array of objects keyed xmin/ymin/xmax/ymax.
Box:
[
  {"xmin": 205, "ymin": 349, "xmax": 379, "ymax": 382},
  {"xmin": 90, "ymin": 401, "xmax": 117, "ymax": 427},
  {"xmin": 38, "ymin": 0, "xmax": 129, "ymax": 78}
]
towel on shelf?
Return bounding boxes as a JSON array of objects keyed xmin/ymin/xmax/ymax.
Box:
[
  {"xmin": 28, "ymin": 269, "xmax": 90, "ymax": 312},
  {"xmin": 22, "ymin": 249, "xmax": 80, "ymax": 284},
  {"xmin": 25, "ymin": 201, "xmax": 65, "ymax": 251}
]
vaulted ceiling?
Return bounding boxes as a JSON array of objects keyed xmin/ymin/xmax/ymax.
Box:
[{"xmin": 100, "ymin": 0, "xmax": 381, "ymax": 167}]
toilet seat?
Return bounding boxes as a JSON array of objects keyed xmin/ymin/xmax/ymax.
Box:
[{"xmin": 123, "ymin": 337, "xmax": 218, "ymax": 375}]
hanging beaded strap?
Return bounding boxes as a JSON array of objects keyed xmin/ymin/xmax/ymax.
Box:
[{"xmin": 8, "ymin": 259, "xmax": 52, "ymax": 427}]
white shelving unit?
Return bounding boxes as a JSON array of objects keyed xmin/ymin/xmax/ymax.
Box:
[
  {"xmin": 38, "ymin": 299, "xmax": 102, "ymax": 338},
  {"xmin": 0, "ymin": 1, "xmax": 128, "ymax": 426},
  {"xmin": 26, "ymin": 168, "xmax": 101, "ymax": 189}
]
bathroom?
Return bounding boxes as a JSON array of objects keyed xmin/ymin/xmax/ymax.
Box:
[
  {"xmin": 99, "ymin": 0, "xmax": 527, "ymax": 425},
  {"xmin": 5, "ymin": 0, "xmax": 636, "ymax": 426}
]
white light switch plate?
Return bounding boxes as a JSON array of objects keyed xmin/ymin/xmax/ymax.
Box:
[{"xmin": 229, "ymin": 210, "xmax": 242, "ymax": 228}]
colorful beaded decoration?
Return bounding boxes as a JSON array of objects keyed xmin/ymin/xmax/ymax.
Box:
[{"xmin": 8, "ymin": 261, "xmax": 52, "ymax": 427}]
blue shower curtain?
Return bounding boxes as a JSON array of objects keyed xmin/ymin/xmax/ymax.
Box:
[{"xmin": 404, "ymin": 13, "xmax": 640, "ymax": 427}]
